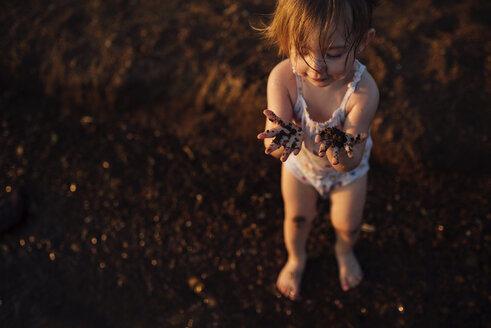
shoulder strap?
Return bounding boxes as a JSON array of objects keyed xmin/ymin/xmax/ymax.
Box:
[
  {"xmin": 291, "ymin": 66, "xmax": 304, "ymax": 96},
  {"xmin": 340, "ymin": 60, "xmax": 366, "ymax": 110}
]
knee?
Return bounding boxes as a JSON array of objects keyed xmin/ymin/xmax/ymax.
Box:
[
  {"xmin": 332, "ymin": 223, "xmax": 360, "ymax": 236},
  {"xmin": 288, "ymin": 214, "xmax": 315, "ymax": 228}
]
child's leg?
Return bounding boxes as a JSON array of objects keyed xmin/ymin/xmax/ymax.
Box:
[
  {"xmin": 329, "ymin": 174, "xmax": 367, "ymax": 291},
  {"xmin": 276, "ymin": 165, "xmax": 318, "ymax": 300}
]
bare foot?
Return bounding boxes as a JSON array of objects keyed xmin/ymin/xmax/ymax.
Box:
[
  {"xmin": 276, "ymin": 258, "xmax": 306, "ymax": 300},
  {"xmin": 335, "ymin": 248, "xmax": 363, "ymax": 291}
]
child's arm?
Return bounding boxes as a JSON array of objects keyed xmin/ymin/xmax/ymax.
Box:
[
  {"xmin": 257, "ymin": 60, "xmax": 303, "ymax": 162},
  {"xmin": 319, "ymin": 75, "xmax": 379, "ymax": 172}
]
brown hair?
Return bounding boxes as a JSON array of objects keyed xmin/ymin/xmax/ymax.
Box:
[{"xmin": 258, "ymin": 0, "xmax": 377, "ymax": 67}]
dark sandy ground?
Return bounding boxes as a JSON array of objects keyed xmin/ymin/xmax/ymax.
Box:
[{"xmin": 0, "ymin": 0, "xmax": 490, "ymax": 327}]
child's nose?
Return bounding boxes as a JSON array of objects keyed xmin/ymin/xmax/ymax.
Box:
[{"xmin": 308, "ymin": 55, "xmax": 327, "ymax": 73}]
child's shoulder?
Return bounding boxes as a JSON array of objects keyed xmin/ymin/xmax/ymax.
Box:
[
  {"xmin": 268, "ymin": 59, "xmax": 298, "ymax": 101},
  {"xmin": 270, "ymin": 59, "xmax": 295, "ymax": 77},
  {"xmin": 347, "ymin": 68, "xmax": 379, "ymax": 116}
]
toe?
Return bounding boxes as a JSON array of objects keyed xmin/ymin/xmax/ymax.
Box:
[
  {"xmin": 289, "ymin": 288, "xmax": 299, "ymax": 301},
  {"xmin": 280, "ymin": 285, "xmax": 288, "ymax": 297},
  {"xmin": 340, "ymin": 277, "xmax": 350, "ymax": 291},
  {"xmin": 282, "ymin": 284, "xmax": 294, "ymax": 298},
  {"xmin": 276, "ymin": 282, "xmax": 285, "ymax": 296}
]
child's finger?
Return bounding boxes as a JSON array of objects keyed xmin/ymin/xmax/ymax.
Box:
[
  {"xmin": 344, "ymin": 143, "xmax": 354, "ymax": 158},
  {"xmin": 257, "ymin": 126, "xmax": 283, "ymax": 139},
  {"xmin": 281, "ymin": 147, "xmax": 293, "ymax": 162},
  {"xmin": 265, "ymin": 142, "xmax": 281, "ymax": 155},
  {"xmin": 281, "ymin": 136, "xmax": 297, "ymax": 160},
  {"xmin": 331, "ymin": 146, "xmax": 340, "ymax": 165},
  {"xmin": 263, "ymin": 109, "xmax": 281, "ymax": 123},
  {"xmin": 290, "ymin": 137, "xmax": 302, "ymax": 156},
  {"xmin": 318, "ymin": 142, "xmax": 328, "ymax": 157},
  {"xmin": 263, "ymin": 109, "xmax": 287, "ymax": 127},
  {"xmin": 284, "ymin": 134, "xmax": 297, "ymax": 151}
]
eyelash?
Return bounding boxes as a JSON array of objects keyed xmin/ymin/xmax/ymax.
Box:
[
  {"xmin": 298, "ymin": 49, "xmax": 343, "ymax": 59},
  {"xmin": 325, "ymin": 53, "xmax": 342, "ymax": 59}
]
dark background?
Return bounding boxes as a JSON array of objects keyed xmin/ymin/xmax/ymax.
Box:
[{"xmin": 0, "ymin": 0, "xmax": 489, "ymax": 327}]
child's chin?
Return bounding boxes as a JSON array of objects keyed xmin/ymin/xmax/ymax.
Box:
[{"xmin": 310, "ymin": 77, "xmax": 334, "ymax": 87}]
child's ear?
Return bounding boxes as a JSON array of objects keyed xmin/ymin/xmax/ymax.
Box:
[{"xmin": 358, "ymin": 28, "xmax": 376, "ymax": 54}]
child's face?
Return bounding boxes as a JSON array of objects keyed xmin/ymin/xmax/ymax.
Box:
[{"xmin": 290, "ymin": 27, "xmax": 357, "ymax": 88}]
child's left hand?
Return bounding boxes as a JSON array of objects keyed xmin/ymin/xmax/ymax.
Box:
[{"xmin": 314, "ymin": 127, "xmax": 367, "ymax": 165}]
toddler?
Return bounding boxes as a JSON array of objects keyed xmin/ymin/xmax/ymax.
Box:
[{"xmin": 257, "ymin": 0, "xmax": 379, "ymax": 300}]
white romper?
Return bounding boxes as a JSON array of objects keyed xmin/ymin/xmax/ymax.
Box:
[{"xmin": 283, "ymin": 59, "xmax": 373, "ymax": 198}]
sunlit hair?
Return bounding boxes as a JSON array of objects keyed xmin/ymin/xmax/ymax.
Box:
[{"xmin": 258, "ymin": 0, "xmax": 377, "ymax": 68}]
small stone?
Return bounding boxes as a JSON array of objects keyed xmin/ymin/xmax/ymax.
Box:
[
  {"xmin": 70, "ymin": 243, "xmax": 80, "ymax": 252},
  {"xmin": 361, "ymin": 223, "xmax": 376, "ymax": 232},
  {"xmin": 188, "ymin": 277, "xmax": 204, "ymax": 294}
]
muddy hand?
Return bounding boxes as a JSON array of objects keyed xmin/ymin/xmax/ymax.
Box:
[
  {"xmin": 314, "ymin": 127, "xmax": 367, "ymax": 165},
  {"xmin": 257, "ymin": 109, "xmax": 304, "ymax": 162}
]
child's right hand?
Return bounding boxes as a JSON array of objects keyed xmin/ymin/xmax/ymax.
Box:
[
  {"xmin": 257, "ymin": 109, "xmax": 304, "ymax": 162},
  {"xmin": 314, "ymin": 127, "xmax": 367, "ymax": 165}
]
